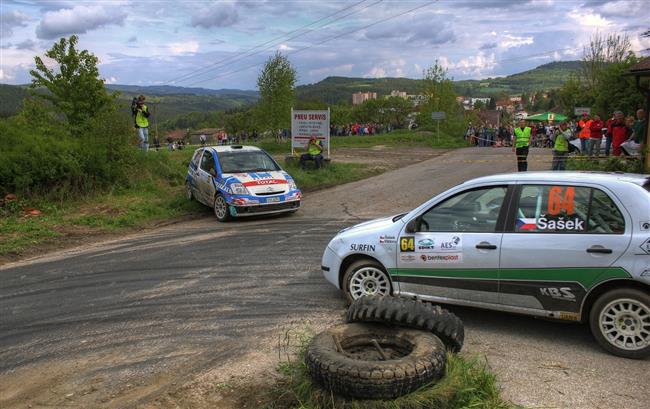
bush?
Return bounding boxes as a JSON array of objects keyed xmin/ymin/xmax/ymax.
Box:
[
  {"xmin": 0, "ymin": 108, "xmax": 136, "ymax": 199},
  {"xmin": 567, "ymin": 156, "xmax": 645, "ymax": 173}
]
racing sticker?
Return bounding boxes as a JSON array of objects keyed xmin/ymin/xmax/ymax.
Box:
[
  {"xmin": 547, "ymin": 186, "xmax": 575, "ymax": 215},
  {"xmin": 379, "ymin": 235, "xmax": 397, "ymax": 244},
  {"xmin": 418, "ymin": 253, "xmax": 462, "ymax": 263},
  {"xmin": 641, "ymin": 221, "xmax": 650, "ymax": 231},
  {"xmin": 400, "ymin": 237, "xmax": 415, "ymax": 252},
  {"xmin": 640, "ymin": 238, "xmax": 650, "ymax": 255}
]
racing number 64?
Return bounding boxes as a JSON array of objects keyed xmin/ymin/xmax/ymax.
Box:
[
  {"xmin": 400, "ymin": 237, "xmax": 415, "ymax": 252},
  {"xmin": 548, "ymin": 186, "xmax": 575, "ymax": 215}
]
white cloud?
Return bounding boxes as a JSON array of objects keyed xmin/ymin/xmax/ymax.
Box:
[
  {"xmin": 1, "ymin": 10, "xmax": 31, "ymax": 37},
  {"xmin": 499, "ymin": 34, "xmax": 534, "ymax": 49},
  {"xmin": 308, "ymin": 64, "xmax": 353, "ymax": 77},
  {"xmin": 278, "ymin": 44, "xmax": 294, "ymax": 51},
  {"xmin": 168, "ymin": 40, "xmax": 199, "ymax": 55},
  {"xmin": 365, "ymin": 66, "xmax": 386, "ymax": 78},
  {"xmin": 444, "ymin": 52, "xmax": 497, "ymax": 77},
  {"xmin": 36, "ymin": 5, "xmax": 127, "ymax": 39},
  {"xmin": 104, "ymin": 76, "xmax": 118, "ymax": 84},
  {"xmin": 0, "ymin": 68, "xmax": 13, "ymax": 81},
  {"xmin": 191, "ymin": 2, "xmax": 239, "ymax": 28},
  {"xmin": 568, "ymin": 10, "xmax": 611, "ymax": 27}
]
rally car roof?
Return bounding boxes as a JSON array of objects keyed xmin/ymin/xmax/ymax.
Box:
[
  {"xmin": 464, "ymin": 171, "xmax": 649, "ymax": 188},
  {"xmin": 208, "ymin": 145, "xmax": 262, "ymax": 153}
]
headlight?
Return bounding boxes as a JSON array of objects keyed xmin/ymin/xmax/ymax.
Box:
[
  {"xmin": 288, "ymin": 179, "xmax": 298, "ymax": 190},
  {"xmin": 229, "ymin": 182, "xmax": 250, "ymax": 195}
]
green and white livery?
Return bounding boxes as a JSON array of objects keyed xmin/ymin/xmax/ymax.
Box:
[{"xmin": 321, "ymin": 172, "xmax": 650, "ymax": 358}]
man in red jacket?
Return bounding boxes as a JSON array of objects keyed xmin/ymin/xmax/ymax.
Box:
[
  {"xmin": 588, "ymin": 114, "xmax": 604, "ymax": 157},
  {"xmin": 608, "ymin": 111, "xmax": 629, "ymax": 156}
]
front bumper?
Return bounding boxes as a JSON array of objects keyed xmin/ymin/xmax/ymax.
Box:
[
  {"xmin": 232, "ymin": 200, "xmax": 300, "ymax": 217},
  {"xmin": 321, "ymin": 245, "xmax": 343, "ymax": 289}
]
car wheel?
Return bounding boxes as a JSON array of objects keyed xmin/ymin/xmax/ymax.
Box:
[
  {"xmin": 185, "ymin": 181, "xmax": 193, "ymax": 201},
  {"xmin": 305, "ymin": 323, "xmax": 446, "ymax": 399},
  {"xmin": 589, "ymin": 288, "xmax": 650, "ymax": 359},
  {"xmin": 342, "ymin": 260, "xmax": 391, "ymax": 304},
  {"xmin": 213, "ymin": 194, "xmax": 232, "ymax": 222}
]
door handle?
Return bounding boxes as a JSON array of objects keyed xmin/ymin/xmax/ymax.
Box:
[
  {"xmin": 587, "ymin": 247, "xmax": 613, "ymax": 254},
  {"xmin": 476, "ymin": 243, "xmax": 497, "ymax": 250}
]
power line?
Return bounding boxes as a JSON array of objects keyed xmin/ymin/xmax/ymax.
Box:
[
  {"xmin": 167, "ymin": 0, "xmax": 374, "ymax": 85},
  {"xmin": 186, "ymin": 0, "xmax": 439, "ymax": 87}
]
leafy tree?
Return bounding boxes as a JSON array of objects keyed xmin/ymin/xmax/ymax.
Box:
[
  {"xmin": 256, "ymin": 52, "xmax": 297, "ymax": 132},
  {"xmin": 418, "ymin": 60, "xmax": 466, "ymax": 136},
  {"xmin": 592, "ymin": 55, "xmax": 644, "ymax": 117},
  {"xmin": 581, "ymin": 32, "xmax": 631, "ymax": 93},
  {"xmin": 473, "ymin": 100, "xmax": 485, "ymax": 110},
  {"xmin": 29, "ymin": 35, "xmax": 113, "ymax": 131},
  {"xmin": 488, "ymin": 97, "xmax": 496, "ymax": 110}
]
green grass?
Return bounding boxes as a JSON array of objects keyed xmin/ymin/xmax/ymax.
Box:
[
  {"xmin": 567, "ymin": 156, "xmax": 646, "ymax": 173},
  {"xmin": 0, "ymin": 149, "xmax": 384, "ymax": 257},
  {"xmin": 257, "ymin": 337, "xmax": 515, "ymax": 409},
  {"xmin": 252, "ymin": 129, "xmax": 468, "ymax": 155}
]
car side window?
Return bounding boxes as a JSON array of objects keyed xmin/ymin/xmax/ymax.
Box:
[
  {"xmin": 514, "ymin": 185, "xmax": 625, "ymax": 234},
  {"xmin": 191, "ymin": 150, "xmax": 201, "ymax": 168},
  {"xmin": 419, "ymin": 186, "xmax": 507, "ymax": 233},
  {"xmin": 588, "ymin": 189, "xmax": 625, "ymax": 234},
  {"xmin": 200, "ymin": 151, "xmax": 215, "ymax": 173}
]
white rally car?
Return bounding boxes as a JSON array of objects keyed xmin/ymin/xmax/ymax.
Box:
[{"xmin": 321, "ymin": 172, "xmax": 650, "ymax": 358}]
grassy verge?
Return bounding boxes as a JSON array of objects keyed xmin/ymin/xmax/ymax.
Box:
[
  {"xmin": 249, "ymin": 334, "xmax": 514, "ymax": 409},
  {"xmin": 567, "ymin": 155, "xmax": 646, "ymax": 173},
  {"xmin": 0, "ymin": 150, "xmax": 384, "ymax": 257},
  {"xmin": 254, "ymin": 129, "xmax": 468, "ymax": 154}
]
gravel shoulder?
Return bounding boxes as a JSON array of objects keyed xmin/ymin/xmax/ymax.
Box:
[{"xmin": 1, "ymin": 147, "xmax": 646, "ymax": 409}]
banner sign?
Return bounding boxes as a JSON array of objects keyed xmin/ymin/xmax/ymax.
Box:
[
  {"xmin": 574, "ymin": 107, "xmax": 591, "ymax": 116},
  {"xmin": 431, "ymin": 111, "xmax": 446, "ymax": 120},
  {"xmin": 291, "ymin": 109, "xmax": 330, "ymax": 155}
]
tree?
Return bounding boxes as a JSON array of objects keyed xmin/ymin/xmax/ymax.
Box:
[
  {"xmin": 29, "ymin": 35, "xmax": 113, "ymax": 131},
  {"xmin": 256, "ymin": 52, "xmax": 297, "ymax": 133},
  {"xmin": 488, "ymin": 97, "xmax": 496, "ymax": 110},
  {"xmin": 581, "ymin": 32, "xmax": 631, "ymax": 93}
]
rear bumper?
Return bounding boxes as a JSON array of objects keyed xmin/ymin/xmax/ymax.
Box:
[{"xmin": 232, "ymin": 200, "xmax": 300, "ymax": 216}]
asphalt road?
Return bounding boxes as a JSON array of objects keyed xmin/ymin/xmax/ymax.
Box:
[{"xmin": 1, "ymin": 147, "xmax": 647, "ymax": 409}]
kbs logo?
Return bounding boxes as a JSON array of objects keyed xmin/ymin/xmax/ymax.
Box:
[
  {"xmin": 540, "ymin": 287, "xmax": 576, "ymax": 301},
  {"xmin": 400, "ymin": 237, "xmax": 415, "ymax": 252}
]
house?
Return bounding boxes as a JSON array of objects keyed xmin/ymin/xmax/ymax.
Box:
[
  {"xmin": 352, "ymin": 91, "xmax": 377, "ymax": 105},
  {"xmin": 476, "ymin": 109, "xmax": 501, "ymax": 127},
  {"xmin": 389, "ymin": 90, "xmax": 408, "ymax": 98},
  {"xmin": 164, "ymin": 129, "xmax": 188, "ymax": 142}
]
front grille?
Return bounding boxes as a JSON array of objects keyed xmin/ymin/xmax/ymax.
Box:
[
  {"xmin": 255, "ymin": 191, "xmax": 285, "ymax": 196},
  {"xmin": 235, "ymin": 201, "xmax": 300, "ymax": 214}
]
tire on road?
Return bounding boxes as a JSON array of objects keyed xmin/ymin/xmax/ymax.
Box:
[
  {"xmin": 305, "ymin": 323, "xmax": 446, "ymax": 400},
  {"xmin": 213, "ymin": 194, "xmax": 232, "ymax": 222},
  {"xmin": 346, "ymin": 296, "xmax": 464, "ymax": 353},
  {"xmin": 589, "ymin": 288, "xmax": 650, "ymax": 359},
  {"xmin": 342, "ymin": 259, "xmax": 392, "ymax": 304}
]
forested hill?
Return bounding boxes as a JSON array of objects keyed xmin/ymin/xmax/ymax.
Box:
[{"xmin": 296, "ymin": 61, "xmax": 581, "ymax": 104}]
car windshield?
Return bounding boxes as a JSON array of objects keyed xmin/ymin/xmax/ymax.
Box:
[{"xmin": 218, "ymin": 150, "xmax": 280, "ymax": 173}]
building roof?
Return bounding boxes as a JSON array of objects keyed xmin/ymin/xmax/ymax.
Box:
[
  {"xmin": 628, "ymin": 57, "xmax": 650, "ymax": 75},
  {"xmin": 165, "ymin": 129, "xmax": 186, "ymax": 139}
]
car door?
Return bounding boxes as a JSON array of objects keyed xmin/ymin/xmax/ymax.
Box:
[
  {"xmin": 499, "ymin": 183, "xmax": 632, "ymax": 315},
  {"xmin": 395, "ymin": 184, "xmax": 510, "ymax": 305},
  {"xmin": 196, "ymin": 150, "xmax": 217, "ymax": 205}
]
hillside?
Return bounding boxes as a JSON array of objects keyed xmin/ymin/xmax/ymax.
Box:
[
  {"xmin": 296, "ymin": 61, "xmax": 581, "ymax": 103},
  {"xmin": 0, "ymin": 61, "xmax": 580, "ymax": 119}
]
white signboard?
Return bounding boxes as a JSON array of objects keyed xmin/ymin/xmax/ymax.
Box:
[
  {"xmin": 431, "ymin": 111, "xmax": 447, "ymax": 120},
  {"xmin": 574, "ymin": 107, "xmax": 591, "ymax": 116},
  {"xmin": 291, "ymin": 108, "xmax": 330, "ymax": 156}
]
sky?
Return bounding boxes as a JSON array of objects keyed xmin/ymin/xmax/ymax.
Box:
[{"xmin": 1, "ymin": 0, "xmax": 649, "ymax": 90}]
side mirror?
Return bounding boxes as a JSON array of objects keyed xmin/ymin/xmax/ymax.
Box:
[{"xmin": 405, "ymin": 218, "xmax": 418, "ymax": 233}]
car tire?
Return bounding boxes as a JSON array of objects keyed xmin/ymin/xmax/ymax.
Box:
[
  {"xmin": 213, "ymin": 194, "xmax": 232, "ymax": 222},
  {"xmin": 305, "ymin": 323, "xmax": 446, "ymax": 400},
  {"xmin": 342, "ymin": 260, "xmax": 392, "ymax": 304},
  {"xmin": 589, "ymin": 288, "xmax": 650, "ymax": 359},
  {"xmin": 185, "ymin": 181, "xmax": 193, "ymax": 201},
  {"xmin": 347, "ymin": 296, "xmax": 464, "ymax": 353}
]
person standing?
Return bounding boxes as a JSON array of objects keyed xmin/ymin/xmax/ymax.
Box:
[
  {"xmin": 608, "ymin": 111, "xmax": 628, "ymax": 156},
  {"xmin": 513, "ymin": 119, "xmax": 532, "ymax": 172},
  {"xmin": 552, "ymin": 122, "xmax": 573, "ymax": 170},
  {"xmin": 577, "ymin": 112, "xmax": 592, "ymax": 154},
  {"xmin": 631, "ymin": 109, "xmax": 646, "ymax": 144},
  {"xmin": 587, "ymin": 114, "xmax": 604, "ymax": 157},
  {"xmin": 132, "ymin": 95, "xmax": 150, "ymax": 151}
]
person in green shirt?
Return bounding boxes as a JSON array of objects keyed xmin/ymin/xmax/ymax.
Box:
[
  {"xmin": 631, "ymin": 109, "xmax": 646, "ymax": 144},
  {"xmin": 299, "ymin": 136, "xmax": 324, "ymax": 169},
  {"xmin": 131, "ymin": 95, "xmax": 151, "ymax": 151},
  {"xmin": 552, "ymin": 121, "xmax": 573, "ymax": 171},
  {"xmin": 512, "ymin": 119, "xmax": 532, "ymax": 171}
]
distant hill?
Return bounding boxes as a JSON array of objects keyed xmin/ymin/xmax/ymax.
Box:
[
  {"xmin": 0, "ymin": 61, "xmax": 580, "ymax": 119},
  {"xmin": 296, "ymin": 61, "xmax": 582, "ymax": 104}
]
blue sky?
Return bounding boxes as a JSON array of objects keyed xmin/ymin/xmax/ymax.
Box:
[{"xmin": 1, "ymin": 0, "xmax": 649, "ymax": 90}]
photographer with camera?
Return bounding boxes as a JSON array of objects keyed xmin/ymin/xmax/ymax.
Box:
[{"xmin": 131, "ymin": 95, "xmax": 151, "ymax": 151}]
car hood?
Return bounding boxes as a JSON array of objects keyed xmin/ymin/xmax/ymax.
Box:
[
  {"xmin": 338, "ymin": 215, "xmax": 401, "ymax": 237},
  {"xmin": 223, "ymin": 171, "xmax": 294, "ymax": 195}
]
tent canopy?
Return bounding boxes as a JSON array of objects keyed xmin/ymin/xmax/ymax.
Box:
[{"xmin": 526, "ymin": 112, "xmax": 567, "ymax": 122}]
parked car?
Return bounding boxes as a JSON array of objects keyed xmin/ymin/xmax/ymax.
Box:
[
  {"xmin": 186, "ymin": 145, "xmax": 301, "ymax": 221},
  {"xmin": 321, "ymin": 172, "xmax": 650, "ymax": 358}
]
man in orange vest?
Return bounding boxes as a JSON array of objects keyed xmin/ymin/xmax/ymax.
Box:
[{"xmin": 577, "ymin": 112, "xmax": 592, "ymax": 154}]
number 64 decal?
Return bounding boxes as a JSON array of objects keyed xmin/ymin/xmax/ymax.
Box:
[{"xmin": 547, "ymin": 186, "xmax": 575, "ymax": 215}]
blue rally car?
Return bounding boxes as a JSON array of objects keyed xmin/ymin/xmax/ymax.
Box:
[{"xmin": 186, "ymin": 145, "xmax": 301, "ymax": 221}]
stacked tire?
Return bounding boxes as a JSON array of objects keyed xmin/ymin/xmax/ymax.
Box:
[{"xmin": 305, "ymin": 296, "xmax": 464, "ymax": 400}]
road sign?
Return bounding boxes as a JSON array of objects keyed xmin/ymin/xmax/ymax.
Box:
[
  {"xmin": 574, "ymin": 107, "xmax": 591, "ymax": 116},
  {"xmin": 431, "ymin": 111, "xmax": 446, "ymax": 120}
]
